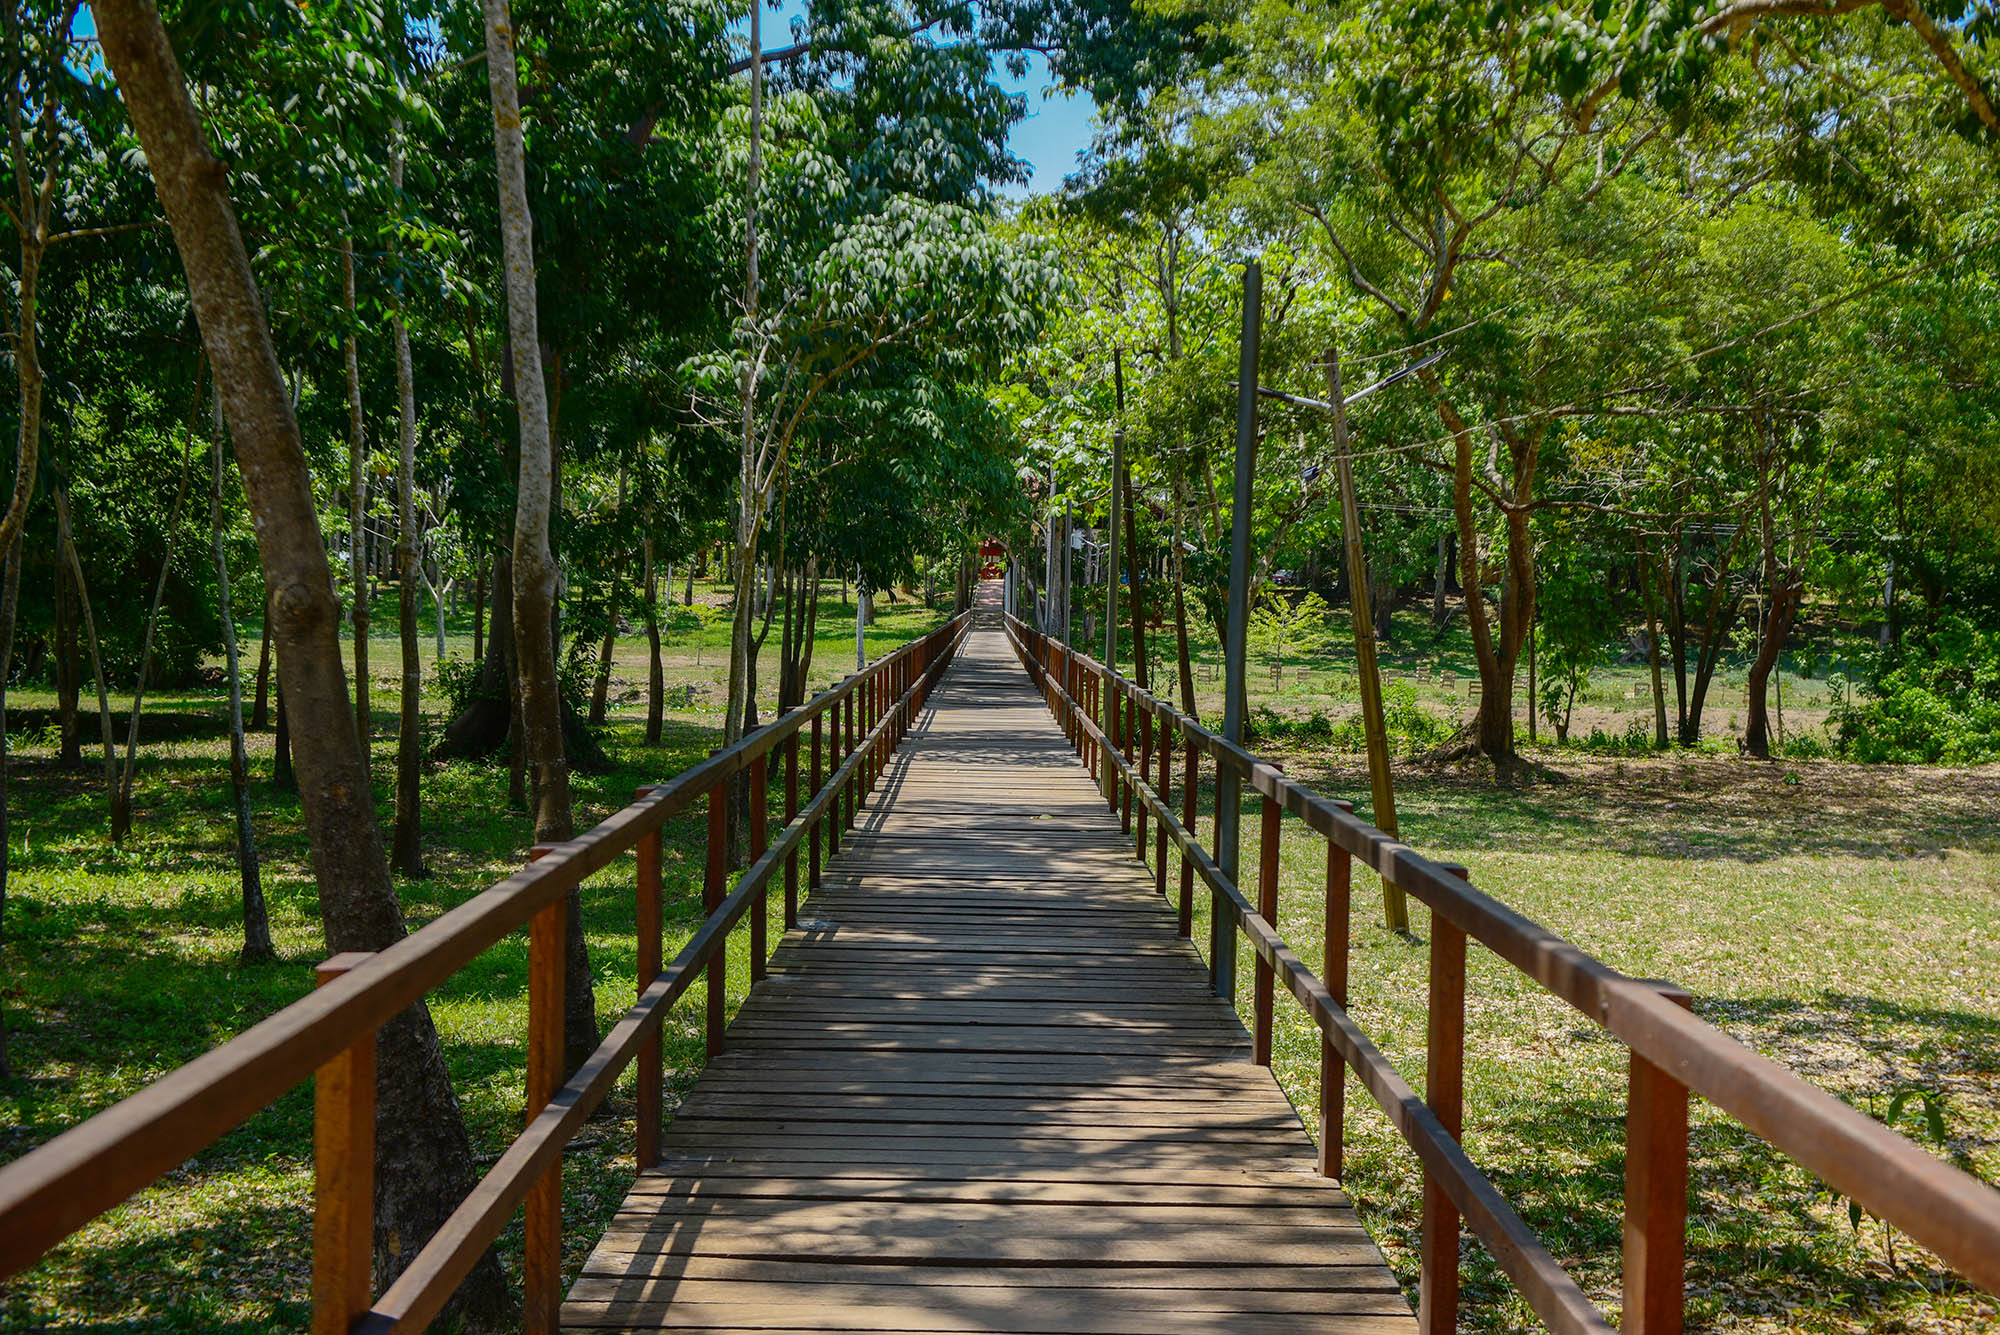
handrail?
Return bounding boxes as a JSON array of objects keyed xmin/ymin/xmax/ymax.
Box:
[
  {"xmin": 0, "ymin": 607, "xmax": 974, "ymax": 1333},
  {"xmin": 1003, "ymin": 612, "xmax": 2000, "ymax": 1332}
]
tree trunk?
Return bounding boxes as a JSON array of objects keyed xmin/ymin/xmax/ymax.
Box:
[
  {"xmin": 210, "ymin": 399, "xmax": 273, "ymax": 963},
  {"xmin": 274, "ymin": 681, "xmax": 295, "ymax": 791},
  {"xmin": 471, "ymin": 554, "xmax": 486, "ymax": 664},
  {"xmin": 1436, "ymin": 391, "xmax": 1535, "ymax": 762},
  {"xmin": 588, "ymin": 576, "xmax": 619, "ymax": 727},
  {"xmin": 643, "ymin": 539, "xmax": 664, "ymax": 743},
  {"xmin": 250, "ymin": 600, "xmax": 272, "ymax": 730},
  {"xmin": 0, "ymin": 533, "xmax": 20, "ymax": 1077},
  {"xmin": 1639, "ymin": 544, "xmax": 1669, "ymax": 749},
  {"xmin": 1431, "ymin": 533, "xmax": 1451, "ymax": 632},
  {"xmin": 390, "ymin": 251, "xmax": 424, "ymax": 877},
  {"xmin": 483, "ymin": 0, "xmax": 594, "ymax": 1078},
  {"xmin": 1171, "ymin": 496, "xmax": 1197, "ymax": 717},
  {"xmin": 1122, "ymin": 469, "xmax": 1147, "ymax": 691},
  {"xmin": 55, "ymin": 568, "xmax": 80, "ymax": 766},
  {"xmin": 342, "ymin": 233, "xmax": 372, "ymax": 778},
  {"xmin": 94, "ymin": 5, "xmax": 514, "ymax": 1318},
  {"xmin": 54, "ymin": 487, "xmax": 117, "ymax": 804},
  {"xmin": 113, "ymin": 404, "xmax": 201, "ymax": 843}
]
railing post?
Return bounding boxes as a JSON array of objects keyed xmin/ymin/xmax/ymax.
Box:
[
  {"xmin": 312, "ymin": 952, "xmax": 376, "ymax": 1335},
  {"xmin": 1135, "ymin": 703, "xmax": 1149, "ymax": 852},
  {"xmin": 1121, "ymin": 689, "xmax": 1135, "ymax": 836},
  {"xmin": 1211, "ymin": 756, "xmax": 1238, "ymax": 1003},
  {"xmin": 1419, "ymin": 863, "xmax": 1471, "ymax": 1335},
  {"xmin": 1253, "ymin": 787, "xmax": 1280, "ymax": 1065},
  {"xmin": 749, "ymin": 752, "xmax": 769, "ymax": 982},
  {"xmin": 1624, "ymin": 981, "xmax": 1693, "ymax": 1335},
  {"xmin": 784, "ymin": 735, "xmax": 800, "ymax": 927},
  {"xmin": 524, "ymin": 843, "xmax": 564, "ymax": 1335},
  {"xmin": 828, "ymin": 694, "xmax": 844, "ymax": 855},
  {"xmin": 704, "ymin": 785, "xmax": 727, "ymax": 1059},
  {"xmin": 634, "ymin": 792, "xmax": 663, "ymax": 1171},
  {"xmin": 810, "ymin": 713, "xmax": 825, "ymax": 887},
  {"xmin": 1177, "ymin": 739, "xmax": 1196, "ymax": 938},
  {"xmin": 1319, "ymin": 803, "xmax": 1355, "ymax": 1180},
  {"xmin": 843, "ymin": 688, "xmax": 857, "ymax": 829},
  {"xmin": 1152, "ymin": 710, "xmax": 1169, "ymax": 899}
]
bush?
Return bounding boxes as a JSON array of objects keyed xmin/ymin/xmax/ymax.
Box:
[
  {"xmin": 1833, "ymin": 616, "xmax": 2000, "ymax": 764},
  {"xmin": 1569, "ymin": 716, "xmax": 1657, "ymax": 756},
  {"xmin": 1246, "ymin": 682, "xmax": 1453, "ymax": 756}
]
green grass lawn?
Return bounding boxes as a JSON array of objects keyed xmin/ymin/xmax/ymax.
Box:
[
  {"xmin": 0, "ymin": 580, "xmax": 948, "ymax": 1332},
  {"xmin": 3, "ymin": 581, "xmax": 1994, "ymax": 1333},
  {"xmin": 1162, "ymin": 746, "xmax": 2000, "ymax": 1333}
]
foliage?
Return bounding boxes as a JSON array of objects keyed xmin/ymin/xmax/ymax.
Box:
[{"xmin": 1834, "ymin": 616, "xmax": 2000, "ymax": 764}]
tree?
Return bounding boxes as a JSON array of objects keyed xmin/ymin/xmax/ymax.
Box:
[{"xmin": 92, "ymin": 0, "xmax": 512, "ymax": 1317}]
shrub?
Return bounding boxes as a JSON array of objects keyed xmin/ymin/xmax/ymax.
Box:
[{"xmin": 1834, "ymin": 615, "xmax": 2000, "ymax": 764}]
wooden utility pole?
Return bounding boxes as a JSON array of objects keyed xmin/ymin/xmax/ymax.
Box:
[{"xmin": 1327, "ymin": 347, "xmax": 1410, "ymax": 934}]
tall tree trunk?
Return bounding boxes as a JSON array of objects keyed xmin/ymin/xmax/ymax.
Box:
[
  {"xmin": 342, "ymin": 233, "xmax": 372, "ymax": 778},
  {"xmin": 54, "ymin": 487, "xmax": 116, "ymax": 803},
  {"xmin": 390, "ymin": 215, "xmax": 424, "ymax": 877},
  {"xmin": 1434, "ymin": 391, "xmax": 1536, "ymax": 761},
  {"xmin": 94, "ymin": 6, "xmax": 514, "ymax": 1318},
  {"xmin": 273, "ymin": 682, "xmax": 295, "ymax": 791},
  {"xmin": 471, "ymin": 553, "xmax": 486, "ymax": 663},
  {"xmin": 588, "ymin": 575, "xmax": 619, "ymax": 727},
  {"xmin": 1122, "ymin": 466, "xmax": 1148, "ymax": 691},
  {"xmin": 113, "ymin": 392, "xmax": 201, "ymax": 843},
  {"xmin": 1666, "ymin": 533, "xmax": 1689, "ymax": 742},
  {"xmin": 55, "ymin": 568, "xmax": 80, "ymax": 766},
  {"xmin": 0, "ymin": 532, "xmax": 20, "ymax": 1077},
  {"xmin": 1639, "ymin": 543, "xmax": 1669, "ymax": 749},
  {"xmin": 250, "ymin": 601, "xmax": 272, "ymax": 730},
  {"xmin": 643, "ymin": 538, "xmax": 664, "ymax": 744},
  {"xmin": 1431, "ymin": 533, "xmax": 1451, "ymax": 632},
  {"xmin": 483, "ymin": 0, "xmax": 593, "ymax": 1078},
  {"xmin": 210, "ymin": 396, "xmax": 273, "ymax": 963},
  {"xmin": 1171, "ymin": 494, "xmax": 1197, "ymax": 717},
  {"xmin": 723, "ymin": 0, "xmax": 768, "ymax": 758}
]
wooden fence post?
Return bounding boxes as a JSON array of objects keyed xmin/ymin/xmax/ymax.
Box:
[
  {"xmin": 784, "ymin": 736, "xmax": 800, "ymax": 928},
  {"xmin": 1178, "ymin": 741, "xmax": 1197, "ymax": 939},
  {"xmin": 1419, "ymin": 863, "xmax": 1471, "ymax": 1335},
  {"xmin": 1318, "ymin": 802, "xmax": 1355, "ymax": 1179},
  {"xmin": 810, "ymin": 714, "xmax": 824, "ymax": 888},
  {"xmin": 749, "ymin": 753, "xmax": 769, "ymax": 982},
  {"xmin": 704, "ymin": 787, "xmax": 727, "ymax": 1059},
  {"xmin": 1153, "ymin": 712, "xmax": 1170, "ymax": 900},
  {"xmin": 1624, "ymin": 981, "xmax": 1693, "ymax": 1335},
  {"xmin": 312, "ymin": 952, "xmax": 376, "ymax": 1335},
  {"xmin": 634, "ymin": 793, "xmax": 663, "ymax": 1172},
  {"xmin": 1253, "ymin": 789, "xmax": 1281, "ymax": 1065},
  {"xmin": 1136, "ymin": 705, "xmax": 1151, "ymax": 856},
  {"xmin": 524, "ymin": 843, "xmax": 564, "ymax": 1335}
]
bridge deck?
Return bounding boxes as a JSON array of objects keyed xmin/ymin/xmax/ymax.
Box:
[{"xmin": 562, "ymin": 617, "xmax": 1415, "ymax": 1333}]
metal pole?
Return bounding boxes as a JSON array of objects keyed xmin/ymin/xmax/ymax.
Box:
[
  {"xmin": 1327, "ymin": 346, "xmax": 1410, "ymax": 934},
  {"xmin": 1106, "ymin": 428, "xmax": 1122, "ymax": 672},
  {"xmin": 1214, "ymin": 259, "xmax": 1261, "ymax": 1002},
  {"xmin": 1106, "ymin": 348, "xmax": 1125, "ymax": 673}
]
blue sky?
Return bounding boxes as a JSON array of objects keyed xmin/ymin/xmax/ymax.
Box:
[{"xmin": 740, "ymin": 0, "xmax": 1099, "ymax": 196}]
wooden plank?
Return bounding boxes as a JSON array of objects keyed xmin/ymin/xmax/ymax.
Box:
[{"xmin": 565, "ymin": 615, "xmax": 1412, "ymax": 1334}]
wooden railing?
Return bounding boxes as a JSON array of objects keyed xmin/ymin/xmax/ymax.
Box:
[
  {"xmin": 1004, "ymin": 613, "xmax": 2000, "ymax": 1335},
  {"xmin": 0, "ymin": 611, "xmax": 972, "ymax": 1333}
]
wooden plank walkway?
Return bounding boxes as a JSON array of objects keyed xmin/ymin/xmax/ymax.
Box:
[{"xmin": 563, "ymin": 607, "xmax": 1416, "ymax": 1334}]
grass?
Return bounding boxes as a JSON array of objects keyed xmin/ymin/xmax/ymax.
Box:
[
  {"xmin": 4, "ymin": 581, "xmax": 1996, "ymax": 1332},
  {"xmin": 1156, "ymin": 742, "xmax": 2000, "ymax": 1333},
  {"xmin": 1088, "ymin": 594, "xmax": 1866, "ymax": 757},
  {"xmin": 0, "ymin": 579, "xmax": 948, "ymax": 1332}
]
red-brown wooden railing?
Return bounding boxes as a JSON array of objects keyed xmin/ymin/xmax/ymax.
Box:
[
  {"xmin": 0, "ymin": 611, "xmax": 972, "ymax": 1333},
  {"xmin": 1005, "ymin": 613, "xmax": 2000, "ymax": 1335}
]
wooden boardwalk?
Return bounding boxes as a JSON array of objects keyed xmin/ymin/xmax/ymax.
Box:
[{"xmin": 563, "ymin": 613, "xmax": 1415, "ymax": 1333}]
